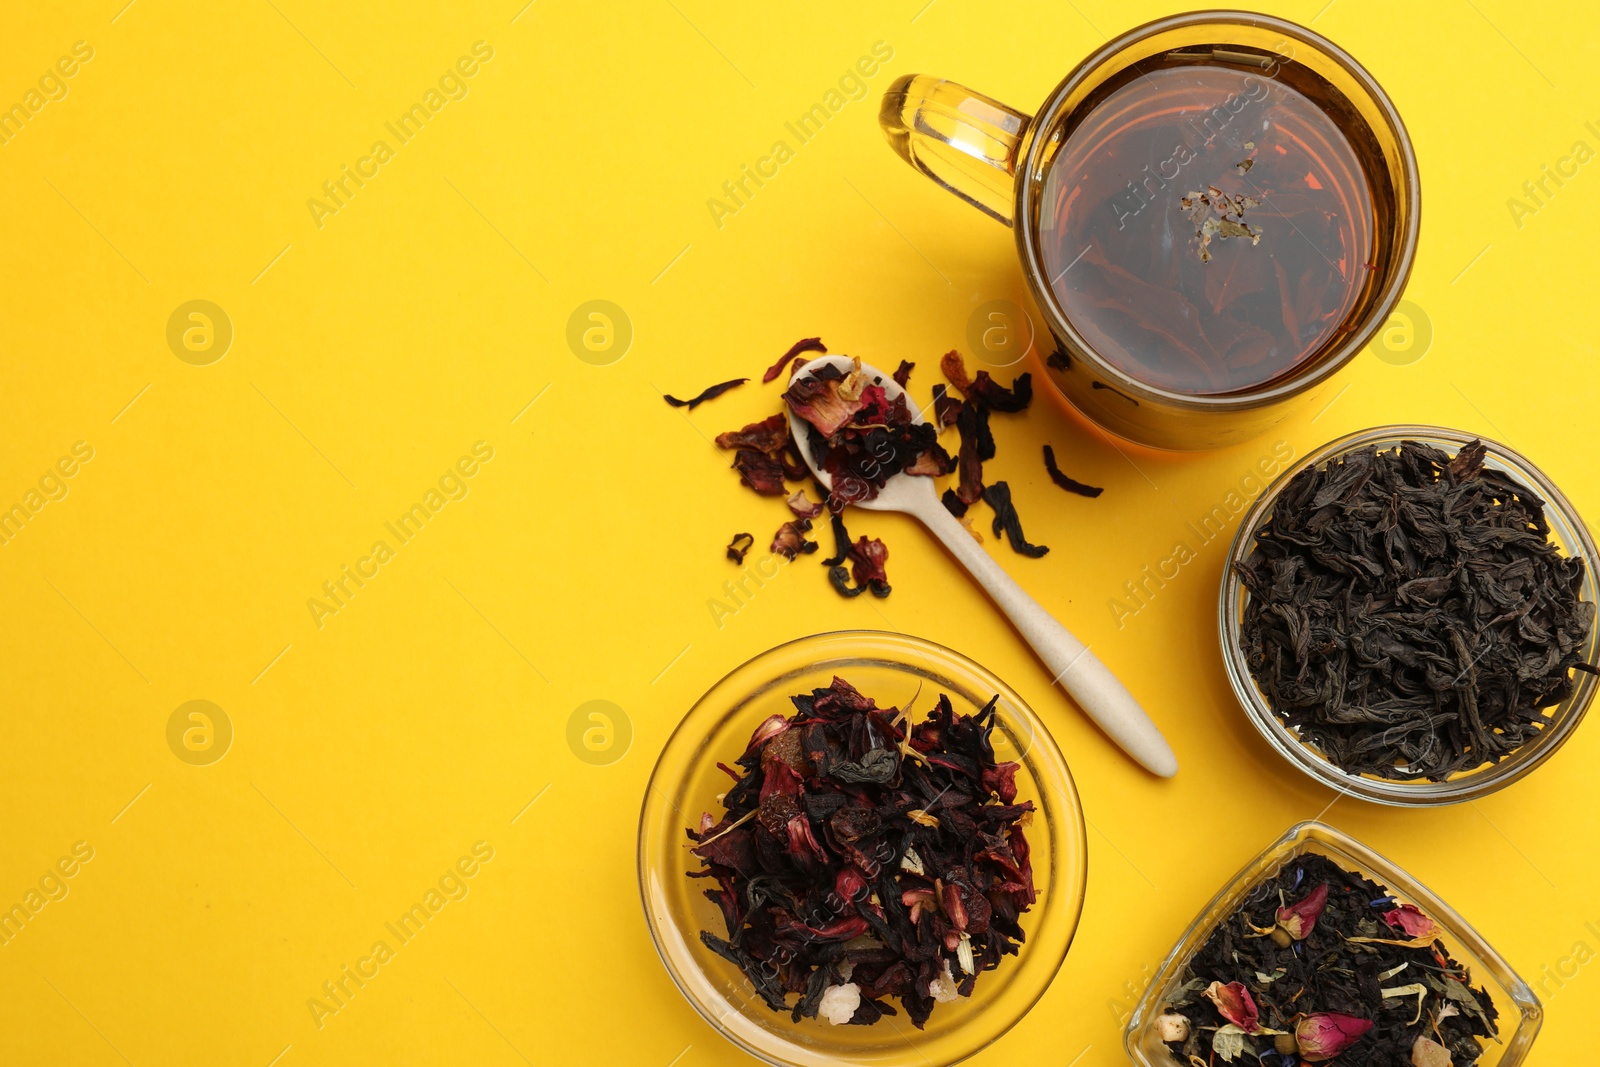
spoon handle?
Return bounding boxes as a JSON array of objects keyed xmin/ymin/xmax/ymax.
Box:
[{"xmin": 909, "ymin": 494, "xmax": 1178, "ymax": 778}]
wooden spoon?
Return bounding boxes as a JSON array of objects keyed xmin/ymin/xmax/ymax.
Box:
[{"xmin": 787, "ymin": 355, "xmax": 1177, "ymax": 778}]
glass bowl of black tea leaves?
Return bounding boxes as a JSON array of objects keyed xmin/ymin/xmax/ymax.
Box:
[
  {"xmin": 1220, "ymin": 425, "xmax": 1599, "ymax": 804},
  {"xmin": 1125, "ymin": 821, "xmax": 1542, "ymax": 1067},
  {"xmin": 638, "ymin": 630, "xmax": 1088, "ymax": 1067}
]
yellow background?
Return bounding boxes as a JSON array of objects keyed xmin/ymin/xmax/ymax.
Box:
[{"xmin": 2, "ymin": 0, "xmax": 1597, "ymax": 1063}]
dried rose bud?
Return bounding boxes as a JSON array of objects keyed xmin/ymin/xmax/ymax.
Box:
[
  {"xmin": 1275, "ymin": 882, "xmax": 1330, "ymax": 940},
  {"xmin": 1411, "ymin": 1035, "xmax": 1453, "ymax": 1067},
  {"xmin": 1153, "ymin": 1013, "xmax": 1190, "ymax": 1042},
  {"xmin": 1294, "ymin": 1012, "xmax": 1372, "ymax": 1062},
  {"xmin": 1383, "ymin": 903, "xmax": 1439, "ymax": 941},
  {"xmin": 1203, "ymin": 981, "xmax": 1260, "ymax": 1033}
]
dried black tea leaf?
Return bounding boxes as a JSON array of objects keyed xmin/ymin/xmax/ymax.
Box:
[
  {"xmin": 1158, "ymin": 854, "xmax": 1498, "ymax": 1066},
  {"xmin": 687, "ymin": 677, "xmax": 1037, "ymax": 1028},
  {"xmin": 1237, "ymin": 440, "xmax": 1595, "ymax": 780},
  {"xmin": 665, "ymin": 377, "xmax": 749, "ymax": 409},
  {"xmin": 983, "ymin": 482, "xmax": 1048, "ymax": 558},
  {"xmin": 1043, "ymin": 444, "xmax": 1104, "ymax": 498}
]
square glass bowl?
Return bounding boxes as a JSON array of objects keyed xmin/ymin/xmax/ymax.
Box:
[
  {"xmin": 1220, "ymin": 425, "xmax": 1600, "ymax": 804},
  {"xmin": 1124, "ymin": 821, "xmax": 1541, "ymax": 1066}
]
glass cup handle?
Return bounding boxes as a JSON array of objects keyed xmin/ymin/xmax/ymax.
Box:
[{"xmin": 878, "ymin": 74, "xmax": 1032, "ymax": 226}]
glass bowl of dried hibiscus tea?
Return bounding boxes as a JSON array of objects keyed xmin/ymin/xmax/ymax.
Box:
[
  {"xmin": 638, "ymin": 629, "xmax": 1088, "ymax": 1067},
  {"xmin": 1220, "ymin": 425, "xmax": 1599, "ymax": 805},
  {"xmin": 1125, "ymin": 821, "xmax": 1542, "ymax": 1067}
]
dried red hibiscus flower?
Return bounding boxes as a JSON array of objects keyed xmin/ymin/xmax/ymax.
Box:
[
  {"xmin": 772, "ymin": 519, "xmax": 819, "ymax": 561},
  {"xmin": 687, "ymin": 677, "xmax": 1037, "ymax": 1029},
  {"xmin": 726, "ymin": 532, "xmax": 754, "ymax": 564},
  {"xmin": 763, "ymin": 337, "xmax": 827, "ymax": 384},
  {"xmin": 786, "ymin": 489, "xmax": 824, "ymax": 519},
  {"xmin": 829, "ymin": 536, "xmax": 890, "ymax": 598},
  {"xmin": 733, "ymin": 449, "xmax": 786, "ymax": 496},
  {"xmin": 784, "ymin": 360, "xmax": 952, "ymax": 508},
  {"xmin": 716, "ymin": 413, "xmax": 788, "ymax": 453}
]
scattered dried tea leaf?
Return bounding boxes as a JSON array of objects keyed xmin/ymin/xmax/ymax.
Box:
[
  {"xmin": 983, "ymin": 482, "xmax": 1048, "ymax": 558},
  {"xmin": 1043, "ymin": 444, "xmax": 1104, "ymax": 497},
  {"xmin": 732, "ymin": 449, "xmax": 787, "ymax": 495},
  {"xmin": 786, "ymin": 489, "xmax": 824, "ymax": 519},
  {"xmin": 771, "ymin": 518, "xmax": 818, "ymax": 560},
  {"xmin": 665, "ymin": 377, "xmax": 748, "ymax": 409},
  {"xmin": 892, "ymin": 360, "xmax": 914, "ymax": 387},
  {"xmin": 726, "ymin": 532, "xmax": 754, "ymax": 564},
  {"xmin": 939, "ymin": 349, "xmax": 973, "ymax": 392},
  {"xmin": 716, "ymin": 413, "xmax": 788, "ymax": 453},
  {"xmin": 763, "ymin": 337, "xmax": 826, "ymax": 383}
]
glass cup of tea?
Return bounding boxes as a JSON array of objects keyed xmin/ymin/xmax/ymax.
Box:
[{"xmin": 879, "ymin": 11, "xmax": 1419, "ymax": 451}]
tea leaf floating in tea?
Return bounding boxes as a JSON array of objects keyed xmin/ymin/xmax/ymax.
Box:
[
  {"xmin": 1237, "ymin": 439, "xmax": 1596, "ymax": 780},
  {"xmin": 1159, "ymin": 854, "xmax": 1498, "ymax": 1066}
]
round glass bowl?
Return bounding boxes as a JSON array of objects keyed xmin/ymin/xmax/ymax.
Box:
[
  {"xmin": 1220, "ymin": 425, "xmax": 1600, "ymax": 804},
  {"xmin": 638, "ymin": 630, "xmax": 1088, "ymax": 1067}
]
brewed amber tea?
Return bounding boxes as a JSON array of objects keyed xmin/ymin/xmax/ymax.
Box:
[{"xmin": 1040, "ymin": 56, "xmax": 1384, "ymax": 395}]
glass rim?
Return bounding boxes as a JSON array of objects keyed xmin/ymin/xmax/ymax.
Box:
[
  {"xmin": 1013, "ymin": 9, "xmax": 1421, "ymax": 411},
  {"xmin": 1123, "ymin": 820, "xmax": 1543, "ymax": 1067},
  {"xmin": 1218, "ymin": 424, "xmax": 1600, "ymax": 805}
]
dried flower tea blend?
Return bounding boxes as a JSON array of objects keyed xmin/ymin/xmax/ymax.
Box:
[
  {"xmin": 783, "ymin": 359, "xmax": 954, "ymax": 507},
  {"xmin": 701, "ymin": 338, "xmax": 1094, "ymax": 600},
  {"xmin": 687, "ymin": 677, "xmax": 1036, "ymax": 1028},
  {"xmin": 1158, "ymin": 854, "xmax": 1498, "ymax": 1066},
  {"xmin": 1238, "ymin": 439, "xmax": 1595, "ymax": 780}
]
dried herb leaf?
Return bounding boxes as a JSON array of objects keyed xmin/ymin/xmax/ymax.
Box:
[
  {"xmin": 665, "ymin": 377, "xmax": 748, "ymax": 409},
  {"xmin": 763, "ymin": 337, "xmax": 826, "ymax": 383},
  {"xmin": 1043, "ymin": 444, "xmax": 1104, "ymax": 497}
]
